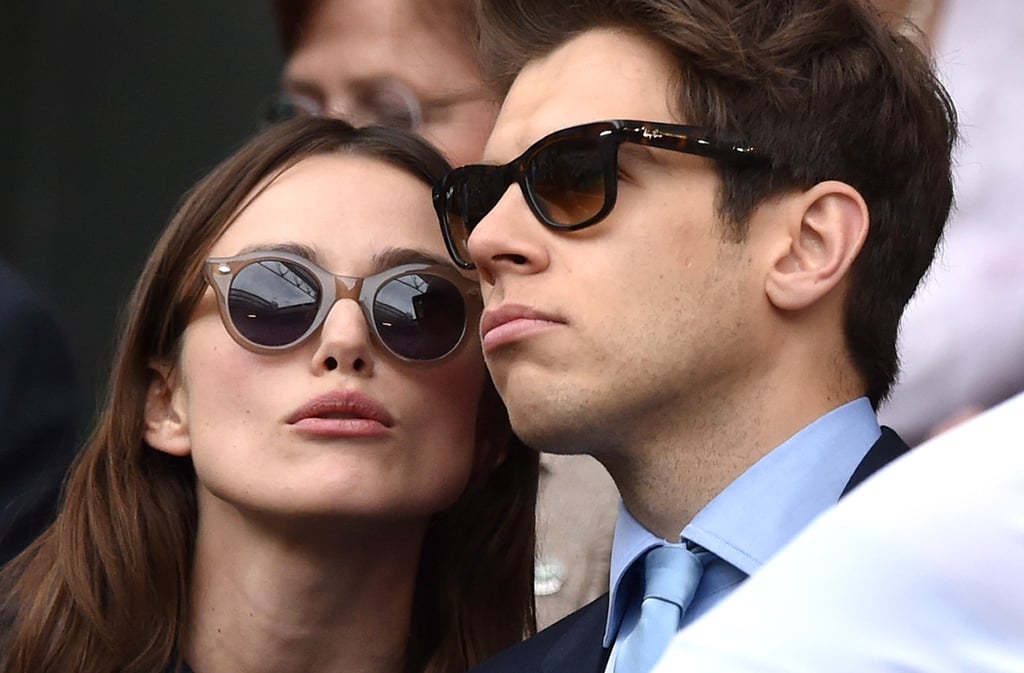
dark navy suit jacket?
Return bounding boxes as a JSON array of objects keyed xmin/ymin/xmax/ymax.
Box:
[
  {"xmin": 470, "ymin": 427, "xmax": 911, "ymax": 673},
  {"xmin": 0, "ymin": 261, "xmax": 79, "ymax": 564}
]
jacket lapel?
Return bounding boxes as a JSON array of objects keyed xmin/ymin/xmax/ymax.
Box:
[
  {"xmin": 841, "ymin": 426, "xmax": 910, "ymax": 497},
  {"xmin": 542, "ymin": 595, "xmax": 611, "ymax": 673}
]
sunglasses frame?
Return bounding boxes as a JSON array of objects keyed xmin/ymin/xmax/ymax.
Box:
[
  {"xmin": 433, "ymin": 119, "xmax": 771, "ymax": 269},
  {"xmin": 204, "ymin": 250, "xmax": 481, "ymax": 364}
]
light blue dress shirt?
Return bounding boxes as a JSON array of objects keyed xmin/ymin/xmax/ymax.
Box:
[
  {"xmin": 603, "ymin": 398, "xmax": 881, "ymax": 664},
  {"xmin": 655, "ymin": 392, "xmax": 1024, "ymax": 673}
]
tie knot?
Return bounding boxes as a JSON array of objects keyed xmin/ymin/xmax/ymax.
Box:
[
  {"xmin": 613, "ymin": 545, "xmax": 707, "ymax": 673},
  {"xmin": 642, "ymin": 545, "xmax": 703, "ymax": 607}
]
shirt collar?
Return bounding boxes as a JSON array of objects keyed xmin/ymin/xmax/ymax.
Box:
[{"xmin": 603, "ymin": 397, "xmax": 880, "ymax": 645}]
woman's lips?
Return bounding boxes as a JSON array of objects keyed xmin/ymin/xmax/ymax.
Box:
[{"xmin": 287, "ymin": 391, "xmax": 394, "ymax": 438}]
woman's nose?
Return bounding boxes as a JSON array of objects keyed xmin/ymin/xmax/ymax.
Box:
[{"xmin": 310, "ymin": 299, "xmax": 376, "ymax": 376}]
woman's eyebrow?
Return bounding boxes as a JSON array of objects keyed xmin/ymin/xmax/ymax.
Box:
[
  {"xmin": 372, "ymin": 247, "xmax": 453, "ymax": 270},
  {"xmin": 234, "ymin": 242, "xmax": 320, "ymax": 262},
  {"xmin": 226, "ymin": 244, "xmax": 454, "ymax": 273}
]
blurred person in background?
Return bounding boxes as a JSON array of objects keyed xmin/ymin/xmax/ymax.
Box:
[
  {"xmin": 0, "ymin": 260, "xmax": 79, "ymax": 566},
  {"xmin": 873, "ymin": 0, "xmax": 1024, "ymax": 443},
  {"xmin": 267, "ymin": 0, "xmax": 621, "ymax": 628}
]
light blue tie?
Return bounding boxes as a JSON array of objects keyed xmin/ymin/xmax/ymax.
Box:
[{"xmin": 615, "ymin": 545, "xmax": 706, "ymax": 673}]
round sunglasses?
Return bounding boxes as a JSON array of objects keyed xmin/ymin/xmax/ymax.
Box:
[
  {"xmin": 203, "ymin": 251, "xmax": 481, "ymax": 363},
  {"xmin": 433, "ymin": 119, "xmax": 771, "ymax": 269}
]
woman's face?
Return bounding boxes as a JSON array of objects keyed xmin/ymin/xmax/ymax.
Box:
[{"xmin": 146, "ymin": 154, "xmax": 486, "ymax": 525}]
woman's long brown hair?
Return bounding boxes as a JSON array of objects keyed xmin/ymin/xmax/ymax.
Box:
[{"xmin": 0, "ymin": 117, "xmax": 536, "ymax": 673}]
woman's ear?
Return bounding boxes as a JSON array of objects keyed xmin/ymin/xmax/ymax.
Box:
[
  {"xmin": 765, "ymin": 181, "xmax": 869, "ymax": 311},
  {"xmin": 144, "ymin": 361, "xmax": 191, "ymax": 457}
]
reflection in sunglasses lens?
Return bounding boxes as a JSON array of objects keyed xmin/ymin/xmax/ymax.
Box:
[
  {"xmin": 376, "ymin": 273, "xmax": 466, "ymax": 360},
  {"xmin": 459, "ymin": 167, "xmax": 506, "ymax": 231},
  {"xmin": 229, "ymin": 261, "xmax": 320, "ymax": 347},
  {"xmin": 530, "ymin": 139, "xmax": 607, "ymax": 226}
]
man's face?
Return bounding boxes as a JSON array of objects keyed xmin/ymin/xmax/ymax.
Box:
[
  {"xmin": 280, "ymin": 0, "xmax": 499, "ymax": 165},
  {"xmin": 468, "ymin": 28, "xmax": 774, "ymax": 459}
]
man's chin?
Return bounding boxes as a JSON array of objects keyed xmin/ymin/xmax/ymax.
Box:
[{"xmin": 506, "ymin": 402, "xmax": 595, "ymax": 457}]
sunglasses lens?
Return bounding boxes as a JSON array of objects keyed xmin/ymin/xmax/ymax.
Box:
[
  {"xmin": 529, "ymin": 137, "xmax": 609, "ymax": 227},
  {"xmin": 228, "ymin": 259, "xmax": 321, "ymax": 347},
  {"xmin": 443, "ymin": 165, "xmax": 511, "ymax": 255},
  {"xmin": 374, "ymin": 272, "xmax": 467, "ymax": 360}
]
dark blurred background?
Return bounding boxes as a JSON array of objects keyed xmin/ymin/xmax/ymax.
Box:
[{"xmin": 3, "ymin": 2, "xmax": 283, "ymax": 421}]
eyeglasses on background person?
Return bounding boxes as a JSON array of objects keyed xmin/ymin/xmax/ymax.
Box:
[
  {"xmin": 204, "ymin": 250, "xmax": 480, "ymax": 363},
  {"xmin": 433, "ymin": 119, "xmax": 772, "ymax": 269},
  {"xmin": 261, "ymin": 76, "xmax": 493, "ymax": 133},
  {"xmin": 262, "ymin": 77, "xmax": 423, "ymax": 129}
]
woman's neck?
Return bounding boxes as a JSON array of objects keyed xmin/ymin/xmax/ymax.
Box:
[{"xmin": 182, "ymin": 500, "xmax": 429, "ymax": 673}]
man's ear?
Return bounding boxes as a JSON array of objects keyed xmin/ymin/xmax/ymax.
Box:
[
  {"xmin": 144, "ymin": 361, "xmax": 191, "ymax": 457},
  {"xmin": 765, "ymin": 181, "xmax": 869, "ymax": 311}
]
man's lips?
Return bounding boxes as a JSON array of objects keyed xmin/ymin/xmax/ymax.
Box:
[
  {"xmin": 480, "ymin": 304, "xmax": 563, "ymax": 352},
  {"xmin": 287, "ymin": 391, "xmax": 394, "ymax": 437}
]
